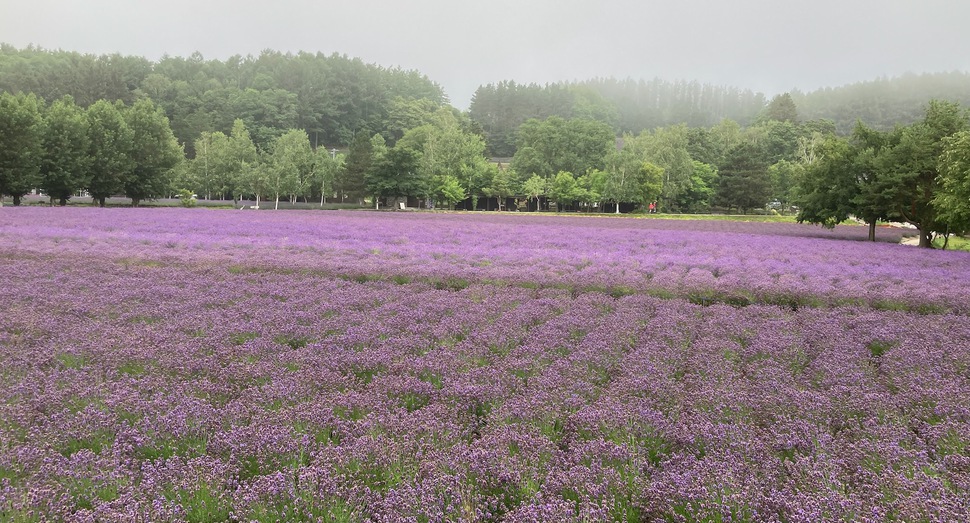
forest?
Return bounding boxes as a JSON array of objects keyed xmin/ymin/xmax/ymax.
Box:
[{"xmin": 1, "ymin": 45, "xmax": 970, "ymax": 247}]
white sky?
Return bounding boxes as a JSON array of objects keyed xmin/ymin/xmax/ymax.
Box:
[{"xmin": 2, "ymin": 0, "xmax": 968, "ymax": 108}]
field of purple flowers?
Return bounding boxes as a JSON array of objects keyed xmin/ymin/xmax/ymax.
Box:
[{"xmin": 1, "ymin": 208, "xmax": 969, "ymax": 522}]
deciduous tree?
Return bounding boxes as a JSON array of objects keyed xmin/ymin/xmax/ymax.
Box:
[
  {"xmin": 40, "ymin": 96, "xmax": 90, "ymax": 205},
  {"xmin": 86, "ymin": 100, "xmax": 133, "ymax": 207},
  {"xmin": 0, "ymin": 92, "xmax": 45, "ymax": 206}
]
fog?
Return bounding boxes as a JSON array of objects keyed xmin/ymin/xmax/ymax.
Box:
[{"xmin": 2, "ymin": 0, "xmax": 968, "ymax": 108}]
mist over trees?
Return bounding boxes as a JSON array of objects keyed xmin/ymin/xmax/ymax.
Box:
[
  {"xmin": 2, "ymin": 44, "xmax": 970, "ymax": 247},
  {"xmin": 0, "ymin": 44, "xmax": 447, "ymax": 154}
]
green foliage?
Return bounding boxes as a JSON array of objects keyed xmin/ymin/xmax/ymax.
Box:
[
  {"xmin": 482, "ymin": 165, "xmax": 515, "ymax": 208},
  {"xmin": 86, "ymin": 100, "xmax": 134, "ymax": 206},
  {"xmin": 189, "ymin": 131, "xmax": 230, "ymax": 200},
  {"xmin": 268, "ymin": 129, "xmax": 313, "ymax": 209},
  {"xmin": 124, "ymin": 98, "xmax": 183, "ymax": 206},
  {"xmin": 0, "ymin": 92, "xmax": 45, "ymax": 205},
  {"xmin": 548, "ymin": 171, "xmax": 580, "ymax": 211},
  {"xmin": 521, "ymin": 175, "xmax": 547, "ymax": 211},
  {"xmin": 367, "ymin": 146, "xmax": 424, "ymax": 201},
  {"xmin": 432, "ymin": 174, "xmax": 466, "ymax": 209},
  {"xmin": 178, "ymin": 189, "xmax": 197, "ymax": 207},
  {"xmin": 511, "ymin": 116, "xmax": 614, "ymax": 180},
  {"xmin": 340, "ymin": 133, "xmax": 374, "ymax": 201},
  {"xmin": 39, "ymin": 96, "xmax": 90, "ymax": 205},
  {"xmin": 875, "ymin": 100, "xmax": 968, "ymax": 245},
  {"xmin": 601, "ymin": 135, "xmax": 666, "ymax": 212},
  {"xmin": 763, "ymin": 92, "xmax": 799, "ymax": 123},
  {"xmin": 675, "ymin": 161, "xmax": 718, "ymax": 212},
  {"xmin": 934, "ymin": 130, "xmax": 970, "ymax": 235},
  {"xmin": 396, "ymin": 109, "xmax": 490, "ymax": 203},
  {"xmin": 715, "ymin": 142, "xmax": 771, "ymax": 213},
  {"xmin": 311, "ymin": 148, "xmax": 344, "ymax": 205},
  {"xmin": 797, "ymin": 139, "xmax": 852, "ymax": 225}
]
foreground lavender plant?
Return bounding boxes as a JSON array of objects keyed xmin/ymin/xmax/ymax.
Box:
[{"xmin": 0, "ymin": 208, "xmax": 967, "ymax": 522}]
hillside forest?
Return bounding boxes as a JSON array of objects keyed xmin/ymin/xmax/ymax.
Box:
[{"xmin": 1, "ymin": 45, "xmax": 970, "ymax": 248}]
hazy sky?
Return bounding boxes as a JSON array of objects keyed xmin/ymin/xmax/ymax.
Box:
[{"xmin": 2, "ymin": 0, "xmax": 968, "ymax": 108}]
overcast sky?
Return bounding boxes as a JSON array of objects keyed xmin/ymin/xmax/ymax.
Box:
[{"xmin": 2, "ymin": 0, "xmax": 968, "ymax": 108}]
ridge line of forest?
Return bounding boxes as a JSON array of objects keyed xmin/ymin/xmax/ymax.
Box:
[{"xmin": 3, "ymin": 44, "xmax": 970, "ymax": 154}]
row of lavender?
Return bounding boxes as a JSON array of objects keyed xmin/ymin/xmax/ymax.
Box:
[
  {"xmin": 2, "ymin": 208, "xmax": 965, "ymax": 313},
  {"xmin": 1, "ymin": 209, "xmax": 969, "ymax": 521}
]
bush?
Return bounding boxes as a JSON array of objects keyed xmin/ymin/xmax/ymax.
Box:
[{"xmin": 177, "ymin": 189, "xmax": 197, "ymax": 208}]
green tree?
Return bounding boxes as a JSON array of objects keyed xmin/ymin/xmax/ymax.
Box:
[
  {"xmin": 548, "ymin": 171, "xmax": 579, "ymax": 211},
  {"xmin": 432, "ymin": 174, "xmax": 466, "ymax": 209},
  {"xmin": 240, "ymin": 157, "xmax": 270, "ymax": 209},
  {"xmin": 933, "ymin": 130, "xmax": 970, "ymax": 241},
  {"xmin": 339, "ymin": 132, "xmax": 374, "ymax": 203},
  {"xmin": 876, "ymin": 100, "xmax": 968, "ymax": 247},
  {"xmin": 124, "ymin": 98, "xmax": 183, "ymax": 206},
  {"xmin": 367, "ymin": 146, "xmax": 423, "ymax": 205},
  {"xmin": 511, "ymin": 116, "xmax": 614, "ymax": 180},
  {"xmin": 0, "ymin": 92, "xmax": 45, "ymax": 206},
  {"xmin": 763, "ymin": 93, "xmax": 798, "ymax": 123},
  {"xmin": 715, "ymin": 142, "xmax": 771, "ymax": 213},
  {"xmin": 795, "ymin": 124, "xmax": 894, "ymax": 241},
  {"xmin": 521, "ymin": 175, "xmax": 547, "ymax": 212},
  {"xmin": 267, "ymin": 129, "xmax": 313, "ymax": 209},
  {"xmin": 86, "ymin": 100, "xmax": 134, "ymax": 207},
  {"xmin": 483, "ymin": 166, "xmax": 515, "ymax": 211},
  {"xmin": 311, "ymin": 148, "xmax": 343, "ymax": 206},
  {"xmin": 795, "ymin": 136, "xmax": 856, "ymax": 227},
  {"xmin": 576, "ymin": 169, "xmax": 606, "ymax": 212},
  {"xmin": 225, "ymin": 119, "xmax": 258, "ymax": 202},
  {"xmin": 40, "ymin": 96, "xmax": 91, "ymax": 205},
  {"xmin": 676, "ymin": 161, "xmax": 718, "ymax": 212},
  {"xmin": 629, "ymin": 126, "xmax": 693, "ymax": 210},
  {"xmin": 601, "ymin": 146, "xmax": 662, "ymax": 213},
  {"xmin": 396, "ymin": 109, "xmax": 490, "ymax": 208},
  {"xmin": 191, "ymin": 131, "xmax": 230, "ymax": 200},
  {"xmin": 767, "ymin": 160, "xmax": 803, "ymax": 210}
]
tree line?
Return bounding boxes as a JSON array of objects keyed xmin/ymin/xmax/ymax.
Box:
[
  {"xmin": 796, "ymin": 100, "xmax": 970, "ymax": 248},
  {"xmin": 0, "ymin": 45, "xmax": 447, "ymax": 154},
  {"xmin": 2, "ymin": 45, "xmax": 969, "ymax": 248},
  {"xmin": 0, "ymin": 92, "xmax": 181, "ymax": 207}
]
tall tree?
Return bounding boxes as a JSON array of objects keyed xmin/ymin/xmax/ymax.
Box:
[
  {"xmin": 267, "ymin": 129, "xmax": 313, "ymax": 209},
  {"xmin": 86, "ymin": 100, "xmax": 133, "ymax": 207},
  {"xmin": 483, "ymin": 165, "xmax": 515, "ymax": 211},
  {"xmin": 225, "ymin": 119, "xmax": 258, "ymax": 202},
  {"xmin": 240, "ymin": 156, "xmax": 270, "ymax": 209},
  {"xmin": 395, "ymin": 109, "xmax": 490, "ymax": 208},
  {"xmin": 715, "ymin": 142, "xmax": 771, "ymax": 213},
  {"xmin": 124, "ymin": 98, "xmax": 183, "ymax": 206},
  {"xmin": 602, "ymin": 141, "xmax": 665, "ymax": 213},
  {"xmin": 366, "ymin": 146, "xmax": 423, "ymax": 205},
  {"xmin": 190, "ymin": 131, "xmax": 229, "ymax": 200},
  {"xmin": 0, "ymin": 92, "xmax": 45, "ymax": 206},
  {"xmin": 511, "ymin": 117, "xmax": 614, "ymax": 181},
  {"xmin": 763, "ymin": 93, "xmax": 799, "ymax": 123},
  {"xmin": 795, "ymin": 136, "xmax": 857, "ymax": 228},
  {"xmin": 521, "ymin": 175, "xmax": 547, "ymax": 212},
  {"xmin": 548, "ymin": 171, "xmax": 580, "ymax": 211},
  {"xmin": 311, "ymin": 148, "xmax": 343, "ymax": 206},
  {"xmin": 934, "ymin": 130, "xmax": 970, "ymax": 240},
  {"xmin": 431, "ymin": 175, "xmax": 466, "ymax": 210},
  {"xmin": 875, "ymin": 100, "xmax": 968, "ymax": 247},
  {"xmin": 39, "ymin": 96, "xmax": 91, "ymax": 206},
  {"xmin": 339, "ymin": 132, "xmax": 374, "ymax": 203},
  {"xmin": 626, "ymin": 126, "xmax": 693, "ymax": 210}
]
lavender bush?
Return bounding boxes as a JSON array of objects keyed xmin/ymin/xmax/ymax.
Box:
[{"xmin": 0, "ymin": 208, "xmax": 967, "ymax": 522}]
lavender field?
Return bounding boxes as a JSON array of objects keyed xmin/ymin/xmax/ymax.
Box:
[{"xmin": 1, "ymin": 208, "xmax": 969, "ymax": 522}]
